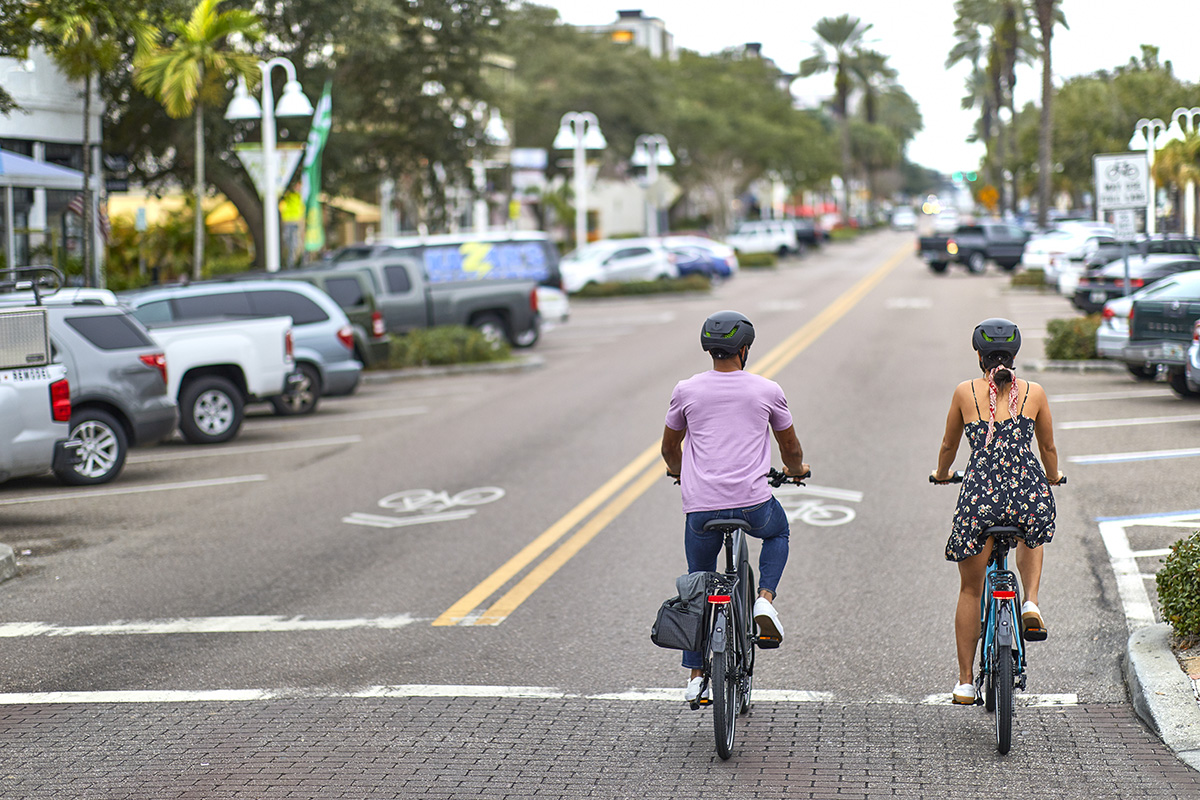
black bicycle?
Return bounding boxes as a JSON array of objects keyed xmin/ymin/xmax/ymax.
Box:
[{"xmin": 689, "ymin": 467, "xmax": 808, "ymax": 759}]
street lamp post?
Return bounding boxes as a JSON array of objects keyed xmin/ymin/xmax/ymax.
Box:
[
  {"xmin": 553, "ymin": 112, "xmax": 606, "ymax": 248},
  {"xmin": 1164, "ymin": 107, "xmax": 1200, "ymax": 236},
  {"xmin": 631, "ymin": 134, "xmax": 674, "ymax": 237},
  {"xmin": 225, "ymin": 58, "xmax": 313, "ymax": 272},
  {"xmin": 1129, "ymin": 117, "xmax": 1167, "ymax": 236},
  {"xmin": 473, "ymin": 108, "xmax": 511, "ymax": 233}
]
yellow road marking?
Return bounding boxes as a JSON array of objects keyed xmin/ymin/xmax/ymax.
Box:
[{"xmin": 435, "ymin": 243, "xmax": 911, "ymax": 626}]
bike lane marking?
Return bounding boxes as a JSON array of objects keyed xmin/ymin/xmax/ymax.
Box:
[
  {"xmin": 434, "ymin": 243, "xmax": 912, "ymax": 627},
  {"xmin": 0, "ymin": 614, "xmax": 419, "ymax": 637}
]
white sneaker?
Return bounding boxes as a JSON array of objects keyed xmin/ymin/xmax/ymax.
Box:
[
  {"xmin": 684, "ymin": 676, "xmax": 710, "ymax": 703},
  {"xmin": 952, "ymin": 682, "xmax": 977, "ymax": 705},
  {"xmin": 753, "ymin": 597, "xmax": 784, "ymax": 644}
]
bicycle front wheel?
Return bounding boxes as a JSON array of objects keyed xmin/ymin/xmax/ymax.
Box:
[
  {"xmin": 995, "ymin": 644, "xmax": 1014, "ymax": 754},
  {"xmin": 711, "ymin": 619, "xmax": 738, "ymax": 760}
]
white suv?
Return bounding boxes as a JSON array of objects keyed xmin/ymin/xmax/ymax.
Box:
[{"xmin": 724, "ymin": 220, "xmax": 799, "ymax": 256}]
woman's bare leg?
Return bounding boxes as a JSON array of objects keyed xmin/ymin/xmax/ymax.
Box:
[{"xmin": 955, "ymin": 542, "xmax": 992, "ymax": 685}]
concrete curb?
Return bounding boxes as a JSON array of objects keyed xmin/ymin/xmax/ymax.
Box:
[
  {"xmin": 1024, "ymin": 359, "xmax": 1127, "ymax": 373},
  {"xmin": 1125, "ymin": 623, "xmax": 1200, "ymax": 770},
  {"xmin": 362, "ymin": 354, "xmax": 544, "ymax": 384},
  {"xmin": 0, "ymin": 543, "xmax": 16, "ymax": 584}
]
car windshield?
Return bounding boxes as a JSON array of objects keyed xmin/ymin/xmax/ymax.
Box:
[{"xmin": 1141, "ymin": 273, "xmax": 1200, "ymax": 300}]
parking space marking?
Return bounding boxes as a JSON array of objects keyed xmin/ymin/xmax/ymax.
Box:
[
  {"xmin": 0, "ymin": 614, "xmax": 418, "ymax": 638},
  {"xmin": 244, "ymin": 407, "xmax": 428, "ymax": 428},
  {"xmin": 1061, "ymin": 413, "xmax": 1200, "ymax": 430},
  {"xmin": 1096, "ymin": 509, "xmax": 1200, "ymax": 631},
  {"xmin": 0, "ymin": 685, "xmax": 1078, "ymax": 706},
  {"xmin": 128, "ymin": 436, "xmax": 362, "ymax": 463},
  {"xmin": 1050, "ymin": 389, "xmax": 1172, "ymax": 403},
  {"xmin": 0, "ymin": 475, "xmax": 267, "ymax": 506},
  {"xmin": 1070, "ymin": 447, "xmax": 1200, "ymax": 465}
]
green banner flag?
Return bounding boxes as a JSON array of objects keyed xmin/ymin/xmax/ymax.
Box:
[{"xmin": 302, "ymin": 81, "xmax": 333, "ymax": 253}]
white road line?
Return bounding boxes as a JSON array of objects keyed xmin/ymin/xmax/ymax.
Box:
[
  {"xmin": 1050, "ymin": 389, "xmax": 1172, "ymax": 403},
  {"xmin": 342, "ymin": 510, "xmax": 477, "ymax": 528},
  {"xmin": 1070, "ymin": 447, "xmax": 1200, "ymax": 464},
  {"xmin": 1061, "ymin": 414, "xmax": 1200, "ymax": 430},
  {"xmin": 0, "ymin": 614, "xmax": 419, "ymax": 638},
  {"xmin": 245, "ymin": 407, "xmax": 429, "ymax": 427},
  {"xmin": 0, "ymin": 475, "xmax": 267, "ymax": 506},
  {"xmin": 1099, "ymin": 520, "xmax": 1162, "ymax": 631},
  {"xmin": 129, "ymin": 436, "xmax": 362, "ymax": 463},
  {"xmin": 0, "ymin": 685, "xmax": 1079, "ymax": 706},
  {"xmin": 1131, "ymin": 548, "xmax": 1174, "ymax": 559}
]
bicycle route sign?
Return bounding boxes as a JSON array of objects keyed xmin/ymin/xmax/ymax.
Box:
[
  {"xmin": 1093, "ymin": 153, "xmax": 1149, "ymax": 211},
  {"xmin": 343, "ymin": 487, "xmax": 505, "ymax": 529},
  {"xmin": 772, "ymin": 483, "xmax": 861, "ymax": 527}
]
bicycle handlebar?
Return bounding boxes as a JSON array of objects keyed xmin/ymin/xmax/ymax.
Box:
[
  {"xmin": 929, "ymin": 471, "xmax": 1066, "ymax": 486},
  {"xmin": 765, "ymin": 467, "xmax": 810, "ymax": 487}
]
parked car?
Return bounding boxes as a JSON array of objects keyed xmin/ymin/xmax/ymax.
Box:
[
  {"xmin": 662, "ymin": 235, "xmax": 738, "ymax": 279},
  {"xmin": 1025, "ymin": 222, "xmax": 1114, "ymax": 284},
  {"xmin": 1094, "ymin": 278, "xmax": 1184, "ymax": 380},
  {"xmin": 917, "ymin": 221, "xmax": 1029, "ymax": 274},
  {"xmin": 890, "ymin": 207, "xmax": 917, "ymax": 230},
  {"xmin": 120, "ymin": 280, "xmax": 362, "ymax": 413},
  {"xmin": 724, "ymin": 220, "xmax": 798, "ymax": 256},
  {"xmin": 536, "ymin": 285, "xmax": 570, "ymax": 325},
  {"xmin": 559, "ymin": 238, "xmax": 678, "ymax": 292},
  {"xmin": 791, "ymin": 217, "xmax": 823, "ymax": 248},
  {"xmin": 1125, "ymin": 270, "xmax": 1200, "ymax": 398},
  {"xmin": 0, "ymin": 303, "xmax": 79, "ymax": 485},
  {"xmin": 1083, "ymin": 234, "xmax": 1200, "ymax": 272},
  {"xmin": 1072, "ymin": 255, "xmax": 1200, "ymax": 314},
  {"xmin": 933, "ymin": 208, "xmax": 961, "ymax": 234},
  {"xmin": 1185, "ymin": 319, "xmax": 1200, "ymax": 393}
]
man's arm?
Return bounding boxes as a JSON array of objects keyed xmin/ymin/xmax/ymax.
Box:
[
  {"xmin": 661, "ymin": 425, "xmax": 685, "ymax": 476},
  {"xmin": 772, "ymin": 425, "xmax": 808, "ymax": 476}
]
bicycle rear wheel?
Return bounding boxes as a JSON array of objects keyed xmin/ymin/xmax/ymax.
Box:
[
  {"xmin": 711, "ymin": 613, "xmax": 738, "ymax": 760},
  {"xmin": 995, "ymin": 644, "xmax": 1014, "ymax": 754},
  {"xmin": 740, "ymin": 566, "xmax": 756, "ymax": 715}
]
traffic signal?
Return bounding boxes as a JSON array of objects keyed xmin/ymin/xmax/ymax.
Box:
[
  {"xmin": 966, "ymin": 171, "xmax": 978, "ymax": 182},
  {"xmin": 952, "ymin": 171, "xmax": 963, "ymax": 182}
]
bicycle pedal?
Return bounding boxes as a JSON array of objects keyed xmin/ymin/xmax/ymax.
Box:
[
  {"xmin": 755, "ymin": 635, "xmax": 782, "ymax": 649},
  {"xmin": 697, "ymin": 696, "xmax": 712, "ymax": 706}
]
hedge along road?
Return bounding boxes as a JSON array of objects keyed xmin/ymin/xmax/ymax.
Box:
[{"xmin": 432, "ymin": 243, "xmax": 911, "ymax": 627}]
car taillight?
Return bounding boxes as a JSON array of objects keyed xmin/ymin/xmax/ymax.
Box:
[
  {"xmin": 285, "ymin": 330, "xmax": 294, "ymax": 359},
  {"xmin": 139, "ymin": 352, "xmax": 168, "ymax": 386},
  {"xmin": 1102, "ymin": 306, "xmax": 1114, "ymax": 320},
  {"xmin": 371, "ymin": 311, "xmax": 386, "ymax": 338},
  {"xmin": 1116, "ymin": 278, "xmax": 1145, "ymax": 289},
  {"xmin": 529, "ymin": 287, "xmax": 539, "ymax": 313},
  {"xmin": 1077, "ymin": 276, "xmax": 1089, "ymax": 287},
  {"xmin": 49, "ymin": 378, "xmax": 71, "ymax": 422},
  {"xmin": 1194, "ymin": 320, "xmax": 1200, "ymax": 343},
  {"xmin": 336, "ymin": 325, "xmax": 355, "ymax": 351}
]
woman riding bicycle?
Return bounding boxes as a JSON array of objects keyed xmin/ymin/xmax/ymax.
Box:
[{"xmin": 931, "ymin": 317, "xmax": 1065, "ymax": 705}]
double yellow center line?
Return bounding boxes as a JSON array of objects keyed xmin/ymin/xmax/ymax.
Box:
[{"xmin": 432, "ymin": 244, "xmax": 910, "ymax": 626}]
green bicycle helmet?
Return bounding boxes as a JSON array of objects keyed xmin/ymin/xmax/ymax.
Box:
[{"xmin": 701, "ymin": 310, "xmax": 755, "ymax": 358}]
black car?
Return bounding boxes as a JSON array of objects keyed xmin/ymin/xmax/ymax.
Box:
[
  {"xmin": 1083, "ymin": 234, "xmax": 1200, "ymax": 272},
  {"xmin": 1073, "ymin": 254, "xmax": 1200, "ymax": 314},
  {"xmin": 1125, "ymin": 270, "xmax": 1200, "ymax": 398}
]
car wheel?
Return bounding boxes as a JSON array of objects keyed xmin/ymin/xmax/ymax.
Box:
[
  {"xmin": 271, "ymin": 362, "xmax": 321, "ymax": 416},
  {"xmin": 1168, "ymin": 369, "xmax": 1200, "ymax": 399},
  {"xmin": 967, "ymin": 251, "xmax": 987, "ymax": 274},
  {"xmin": 928, "ymin": 262, "xmax": 949, "ymax": 274},
  {"xmin": 55, "ymin": 408, "xmax": 127, "ymax": 485},
  {"xmin": 180, "ymin": 375, "xmax": 245, "ymax": 443},
  {"xmin": 513, "ymin": 322, "xmax": 540, "ymax": 348},
  {"xmin": 1126, "ymin": 364, "xmax": 1157, "ymax": 381},
  {"xmin": 471, "ymin": 313, "xmax": 508, "ymax": 349}
]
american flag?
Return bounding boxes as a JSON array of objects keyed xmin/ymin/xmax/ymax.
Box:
[{"xmin": 66, "ymin": 193, "xmax": 111, "ymax": 242}]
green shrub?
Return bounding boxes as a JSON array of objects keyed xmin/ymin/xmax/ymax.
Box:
[
  {"xmin": 735, "ymin": 251, "xmax": 777, "ymax": 269},
  {"xmin": 1044, "ymin": 315, "xmax": 1101, "ymax": 360},
  {"xmin": 1010, "ymin": 268, "xmax": 1046, "ymax": 288},
  {"xmin": 382, "ymin": 326, "xmax": 510, "ymax": 368},
  {"xmin": 573, "ymin": 273, "xmax": 711, "ymax": 298},
  {"xmin": 1157, "ymin": 531, "xmax": 1200, "ymax": 643},
  {"xmin": 829, "ymin": 227, "xmax": 859, "ymax": 241}
]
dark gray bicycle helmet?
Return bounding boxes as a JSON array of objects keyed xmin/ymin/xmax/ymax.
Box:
[
  {"xmin": 701, "ymin": 310, "xmax": 755, "ymax": 357},
  {"xmin": 972, "ymin": 317, "xmax": 1021, "ymax": 358}
]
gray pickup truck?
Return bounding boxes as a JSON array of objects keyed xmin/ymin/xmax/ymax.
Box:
[
  {"xmin": 918, "ymin": 222, "xmax": 1029, "ymax": 274},
  {"xmin": 325, "ymin": 233, "xmax": 553, "ymax": 347}
]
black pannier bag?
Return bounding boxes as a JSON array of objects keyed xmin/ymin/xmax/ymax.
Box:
[{"xmin": 650, "ymin": 572, "xmax": 713, "ymax": 651}]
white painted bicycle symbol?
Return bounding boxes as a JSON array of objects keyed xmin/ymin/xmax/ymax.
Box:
[
  {"xmin": 343, "ymin": 487, "xmax": 505, "ymax": 529},
  {"xmin": 773, "ymin": 484, "xmax": 861, "ymax": 528}
]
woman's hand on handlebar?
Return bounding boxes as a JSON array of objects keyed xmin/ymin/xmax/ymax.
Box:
[
  {"xmin": 930, "ymin": 470, "xmax": 963, "ymax": 484},
  {"xmin": 1049, "ymin": 472, "xmax": 1067, "ymax": 486}
]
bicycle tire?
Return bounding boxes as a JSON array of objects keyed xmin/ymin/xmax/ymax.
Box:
[
  {"xmin": 740, "ymin": 565, "xmax": 756, "ymax": 715},
  {"xmin": 995, "ymin": 643, "xmax": 1014, "ymax": 754},
  {"xmin": 712, "ymin": 613, "xmax": 738, "ymax": 760}
]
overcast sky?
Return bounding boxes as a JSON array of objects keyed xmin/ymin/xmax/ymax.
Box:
[{"xmin": 539, "ymin": 1, "xmax": 1200, "ymax": 174}]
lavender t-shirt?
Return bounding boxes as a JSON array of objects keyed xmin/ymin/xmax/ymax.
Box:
[{"xmin": 665, "ymin": 370, "xmax": 794, "ymax": 513}]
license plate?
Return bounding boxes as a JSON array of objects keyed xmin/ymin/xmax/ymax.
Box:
[
  {"xmin": 1164, "ymin": 343, "xmax": 1186, "ymax": 361},
  {"xmin": 1090, "ymin": 291, "xmax": 1107, "ymax": 304}
]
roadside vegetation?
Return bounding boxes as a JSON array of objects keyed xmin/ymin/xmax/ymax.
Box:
[
  {"xmin": 572, "ymin": 274, "xmax": 712, "ymax": 298},
  {"xmin": 379, "ymin": 326, "xmax": 511, "ymax": 369},
  {"xmin": 1043, "ymin": 315, "xmax": 1100, "ymax": 360},
  {"xmin": 1157, "ymin": 530, "xmax": 1200, "ymax": 645}
]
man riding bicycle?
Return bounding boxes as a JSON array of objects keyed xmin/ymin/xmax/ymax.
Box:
[{"xmin": 661, "ymin": 310, "xmax": 809, "ymax": 703}]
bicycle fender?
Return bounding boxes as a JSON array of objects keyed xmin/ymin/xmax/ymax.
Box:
[
  {"xmin": 711, "ymin": 610, "xmax": 728, "ymax": 654},
  {"xmin": 996, "ymin": 603, "xmax": 1015, "ymax": 649}
]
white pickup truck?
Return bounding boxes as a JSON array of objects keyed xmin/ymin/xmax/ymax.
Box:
[
  {"xmin": 144, "ymin": 316, "xmax": 299, "ymax": 444},
  {"xmin": 0, "ymin": 305, "xmax": 80, "ymax": 483}
]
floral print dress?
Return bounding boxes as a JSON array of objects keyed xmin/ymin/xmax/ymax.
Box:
[{"xmin": 946, "ymin": 382, "xmax": 1056, "ymax": 562}]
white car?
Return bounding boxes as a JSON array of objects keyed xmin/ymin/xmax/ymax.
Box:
[
  {"xmin": 536, "ymin": 285, "xmax": 570, "ymax": 324},
  {"xmin": 891, "ymin": 207, "xmax": 917, "ymax": 230},
  {"xmin": 559, "ymin": 238, "xmax": 678, "ymax": 293},
  {"xmin": 1186, "ymin": 319, "xmax": 1199, "ymax": 392},
  {"xmin": 934, "ymin": 209, "xmax": 961, "ymax": 233},
  {"xmin": 724, "ymin": 220, "xmax": 798, "ymax": 255},
  {"xmin": 1029, "ymin": 223, "xmax": 1115, "ymax": 286}
]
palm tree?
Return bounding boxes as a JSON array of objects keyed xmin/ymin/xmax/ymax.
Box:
[
  {"xmin": 1152, "ymin": 134, "xmax": 1200, "ymax": 232},
  {"xmin": 1033, "ymin": 0, "xmax": 1067, "ymax": 228},
  {"xmin": 848, "ymin": 48, "xmax": 897, "ymax": 217},
  {"xmin": 799, "ymin": 14, "xmax": 873, "ymax": 218},
  {"xmin": 34, "ymin": 1, "xmax": 151, "ymax": 287},
  {"xmin": 135, "ymin": 0, "xmax": 261, "ymax": 279}
]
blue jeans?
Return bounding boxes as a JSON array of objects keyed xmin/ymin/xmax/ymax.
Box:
[{"xmin": 681, "ymin": 496, "xmax": 790, "ymax": 670}]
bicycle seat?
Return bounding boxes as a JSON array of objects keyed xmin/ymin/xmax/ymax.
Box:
[
  {"xmin": 702, "ymin": 519, "xmax": 751, "ymax": 533},
  {"xmin": 983, "ymin": 526, "xmax": 1022, "ymax": 538}
]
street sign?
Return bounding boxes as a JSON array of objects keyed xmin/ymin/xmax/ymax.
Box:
[
  {"xmin": 1093, "ymin": 153, "xmax": 1148, "ymax": 210},
  {"xmin": 1113, "ymin": 208, "xmax": 1137, "ymax": 240},
  {"xmin": 234, "ymin": 143, "xmax": 305, "ymax": 199}
]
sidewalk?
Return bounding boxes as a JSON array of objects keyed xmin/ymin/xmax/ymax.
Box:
[{"xmin": 1125, "ymin": 624, "xmax": 1200, "ymax": 771}]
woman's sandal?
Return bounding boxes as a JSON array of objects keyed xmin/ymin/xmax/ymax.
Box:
[{"xmin": 1021, "ymin": 601, "xmax": 1048, "ymax": 641}]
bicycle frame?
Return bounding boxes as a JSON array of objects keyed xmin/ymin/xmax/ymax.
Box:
[
  {"xmin": 701, "ymin": 525, "xmax": 753, "ymax": 677},
  {"xmin": 979, "ymin": 535, "xmax": 1026, "ymax": 682}
]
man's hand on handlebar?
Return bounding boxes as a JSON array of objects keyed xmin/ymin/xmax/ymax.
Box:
[{"xmin": 766, "ymin": 466, "xmax": 811, "ymax": 487}]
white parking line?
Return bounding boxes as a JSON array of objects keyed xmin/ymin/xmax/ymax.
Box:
[
  {"xmin": 0, "ymin": 475, "xmax": 267, "ymax": 506},
  {"xmin": 0, "ymin": 614, "xmax": 419, "ymax": 638},
  {"xmin": 1050, "ymin": 389, "xmax": 1172, "ymax": 403},
  {"xmin": 245, "ymin": 407, "xmax": 428, "ymax": 427},
  {"xmin": 1096, "ymin": 509, "xmax": 1200, "ymax": 631},
  {"xmin": 1061, "ymin": 414, "xmax": 1200, "ymax": 430},
  {"xmin": 129, "ymin": 436, "xmax": 362, "ymax": 463},
  {"xmin": 1070, "ymin": 447, "xmax": 1200, "ymax": 464}
]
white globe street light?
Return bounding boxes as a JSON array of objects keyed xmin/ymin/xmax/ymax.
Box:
[
  {"xmin": 1164, "ymin": 107, "xmax": 1200, "ymax": 236},
  {"xmin": 225, "ymin": 57, "xmax": 313, "ymax": 272},
  {"xmin": 632, "ymin": 134, "xmax": 674, "ymax": 237},
  {"xmin": 1129, "ymin": 117, "xmax": 1167, "ymax": 236},
  {"xmin": 473, "ymin": 107, "xmax": 510, "ymax": 233},
  {"xmin": 554, "ymin": 112, "xmax": 606, "ymax": 248}
]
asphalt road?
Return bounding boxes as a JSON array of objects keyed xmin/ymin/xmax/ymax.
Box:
[{"xmin": 3, "ymin": 230, "xmax": 1200, "ymax": 798}]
